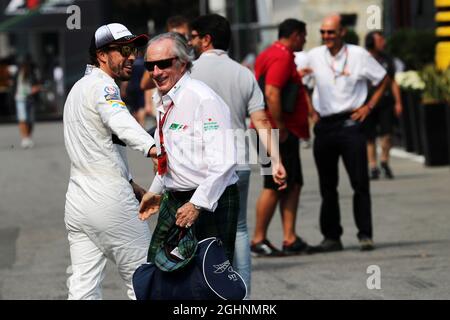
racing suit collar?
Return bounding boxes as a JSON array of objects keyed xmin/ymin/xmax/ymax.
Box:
[{"xmin": 84, "ymin": 65, "xmax": 115, "ymax": 83}]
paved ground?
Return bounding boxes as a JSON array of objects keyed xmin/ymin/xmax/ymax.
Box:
[{"xmin": 1, "ymin": 121, "xmax": 449, "ymax": 300}]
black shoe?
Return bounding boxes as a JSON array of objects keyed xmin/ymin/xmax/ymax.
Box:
[
  {"xmin": 282, "ymin": 236, "xmax": 309, "ymax": 255},
  {"xmin": 380, "ymin": 162, "xmax": 394, "ymax": 179},
  {"xmin": 370, "ymin": 167, "xmax": 380, "ymax": 180},
  {"xmin": 251, "ymin": 239, "xmax": 283, "ymax": 257},
  {"xmin": 359, "ymin": 237, "xmax": 375, "ymax": 251},
  {"xmin": 307, "ymin": 238, "xmax": 343, "ymax": 254}
]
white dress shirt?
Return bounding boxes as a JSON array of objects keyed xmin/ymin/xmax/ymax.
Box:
[
  {"xmin": 149, "ymin": 73, "xmax": 238, "ymax": 211},
  {"xmin": 307, "ymin": 44, "xmax": 387, "ymax": 116}
]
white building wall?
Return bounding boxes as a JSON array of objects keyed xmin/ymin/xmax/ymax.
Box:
[{"xmin": 261, "ymin": 0, "xmax": 384, "ymax": 50}]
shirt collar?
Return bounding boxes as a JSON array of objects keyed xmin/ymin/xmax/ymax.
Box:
[
  {"xmin": 201, "ymin": 49, "xmax": 227, "ymax": 57},
  {"xmin": 325, "ymin": 44, "xmax": 347, "ymax": 60},
  {"xmin": 274, "ymin": 41, "xmax": 293, "ymax": 53},
  {"xmin": 156, "ymin": 72, "xmax": 190, "ymax": 113}
]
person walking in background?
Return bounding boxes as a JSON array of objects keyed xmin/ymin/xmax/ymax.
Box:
[
  {"xmin": 188, "ymin": 13, "xmax": 287, "ymax": 297},
  {"xmin": 363, "ymin": 31, "xmax": 403, "ymax": 180},
  {"xmin": 250, "ymin": 19, "xmax": 310, "ymax": 257},
  {"xmin": 63, "ymin": 23, "xmax": 156, "ymax": 299},
  {"xmin": 120, "ymin": 50, "xmax": 147, "ymax": 127},
  {"xmin": 14, "ymin": 55, "xmax": 41, "ymax": 149},
  {"xmin": 0, "ymin": 58, "xmax": 13, "ymax": 117},
  {"xmin": 166, "ymin": 15, "xmax": 190, "ymax": 39},
  {"xmin": 306, "ymin": 14, "xmax": 389, "ymax": 253}
]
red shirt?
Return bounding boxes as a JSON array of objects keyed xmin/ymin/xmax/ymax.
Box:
[{"xmin": 253, "ymin": 41, "xmax": 309, "ymax": 139}]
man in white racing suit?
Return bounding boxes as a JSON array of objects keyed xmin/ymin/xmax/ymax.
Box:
[{"xmin": 63, "ymin": 23, "xmax": 156, "ymax": 299}]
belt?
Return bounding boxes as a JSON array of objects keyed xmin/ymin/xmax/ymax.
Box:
[
  {"xmin": 320, "ymin": 111, "xmax": 353, "ymax": 123},
  {"xmin": 167, "ymin": 184, "xmax": 238, "ymax": 201},
  {"xmin": 168, "ymin": 189, "xmax": 196, "ymax": 200}
]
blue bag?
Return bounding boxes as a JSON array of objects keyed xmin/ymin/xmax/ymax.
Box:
[{"xmin": 133, "ymin": 237, "xmax": 247, "ymax": 300}]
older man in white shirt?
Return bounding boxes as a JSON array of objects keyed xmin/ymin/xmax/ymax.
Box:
[
  {"xmin": 188, "ymin": 14, "xmax": 287, "ymax": 297},
  {"xmin": 139, "ymin": 32, "xmax": 240, "ymax": 262},
  {"xmin": 306, "ymin": 14, "xmax": 389, "ymax": 253}
]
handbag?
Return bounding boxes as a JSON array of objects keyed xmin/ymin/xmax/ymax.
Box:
[{"xmin": 133, "ymin": 237, "xmax": 247, "ymax": 300}]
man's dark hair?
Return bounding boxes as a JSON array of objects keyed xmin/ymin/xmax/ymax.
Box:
[
  {"xmin": 365, "ymin": 30, "xmax": 383, "ymax": 50},
  {"xmin": 166, "ymin": 15, "xmax": 189, "ymax": 30},
  {"xmin": 278, "ymin": 19, "xmax": 306, "ymax": 39},
  {"xmin": 190, "ymin": 14, "xmax": 231, "ymax": 51},
  {"xmin": 88, "ymin": 35, "xmax": 111, "ymax": 67},
  {"xmin": 89, "ymin": 35, "xmax": 100, "ymax": 66}
]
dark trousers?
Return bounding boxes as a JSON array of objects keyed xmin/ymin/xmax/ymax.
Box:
[{"xmin": 313, "ymin": 113, "xmax": 372, "ymax": 240}]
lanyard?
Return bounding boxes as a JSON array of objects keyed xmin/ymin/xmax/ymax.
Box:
[
  {"xmin": 157, "ymin": 101, "xmax": 174, "ymax": 175},
  {"xmin": 326, "ymin": 45, "xmax": 349, "ymax": 83},
  {"xmin": 158, "ymin": 102, "xmax": 174, "ymax": 148}
]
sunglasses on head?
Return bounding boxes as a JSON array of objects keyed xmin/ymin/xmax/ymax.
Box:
[
  {"xmin": 320, "ymin": 29, "xmax": 338, "ymax": 35},
  {"xmin": 107, "ymin": 45, "xmax": 138, "ymax": 57},
  {"xmin": 144, "ymin": 57, "xmax": 178, "ymax": 71}
]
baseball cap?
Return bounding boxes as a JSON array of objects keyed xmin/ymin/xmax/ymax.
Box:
[
  {"xmin": 154, "ymin": 225, "xmax": 198, "ymax": 272},
  {"xmin": 90, "ymin": 23, "xmax": 149, "ymax": 52}
]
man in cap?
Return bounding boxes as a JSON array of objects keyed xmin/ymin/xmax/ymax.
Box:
[
  {"xmin": 138, "ymin": 32, "xmax": 240, "ymax": 264},
  {"xmin": 63, "ymin": 23, "xmax": 156, "ymax": 299}
]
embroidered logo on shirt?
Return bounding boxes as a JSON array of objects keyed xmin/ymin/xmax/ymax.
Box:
[
  {"xmin": 203, "ymin": 118, "xmax": 219, "ymax": 131},
  {"xmin": 104, "ymin": 85, "xmax": 120, "ymax": 101},
  {"xmin": 169, "ymin": 123, "xmax": 188, "ymax": 131}
]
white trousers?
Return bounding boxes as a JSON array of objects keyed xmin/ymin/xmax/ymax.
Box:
[{"xmin": 65, "ymin": 177, "xmax": 151, "ymax": 300}]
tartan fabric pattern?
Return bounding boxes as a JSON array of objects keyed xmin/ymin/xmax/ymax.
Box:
[
  {"xmin": 153, "ymin": 219, "xmax": 198, "ymax": 272},
  {"xmin": 147, "ymin": 184, "xmax": 239, "ymax": 264}
]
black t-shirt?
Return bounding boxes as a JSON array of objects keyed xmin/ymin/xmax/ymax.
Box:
[{"xmin": 368, "ymin": 52, "xmax": 395, "ymax": 105}]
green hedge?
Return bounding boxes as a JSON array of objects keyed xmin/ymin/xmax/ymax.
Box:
[{"xmin": 386, "ymin": 29, "xmax": 437, "ymax": 70}]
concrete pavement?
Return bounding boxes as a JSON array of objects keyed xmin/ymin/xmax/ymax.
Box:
[{"xmin": 0, "ymin": 121, "xmax": 449, "ymax": 299}]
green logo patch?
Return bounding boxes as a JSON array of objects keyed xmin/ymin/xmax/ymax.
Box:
[
  {"xmin": 169, "ymin": 123, "xmax": 188, "ymax": 131},
  {"xmin": 203, "ymin": 121, "xmax": 219, "ymax": 131}
]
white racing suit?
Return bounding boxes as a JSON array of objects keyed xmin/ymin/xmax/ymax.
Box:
[{"xmin": 63, "ymin": 66, "xmax": 155, "ymax": 299}]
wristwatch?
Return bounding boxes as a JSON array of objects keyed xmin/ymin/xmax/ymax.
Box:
[{"xmin": 193, "ymin": 204, "xmax": 202, "ymax": 211}]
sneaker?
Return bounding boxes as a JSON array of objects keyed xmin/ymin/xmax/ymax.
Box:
[
  {"xmin": 359, "ymin": 237, "xmax": 375, "ymax": 251},
  {"xmin": 251, "ymin": 239, "xmax": 283, "ymax": 257},
  {"xmin": 370, "ymin": 167, "xmax": 380, "ymax": 180},
  {"xmin": 380, "ymin": 162, "xmax": 394, "ymax": 179},
  {"xmin": 21, "ymin": 138, "xmax": 34, "ymax": 149},
  {"xmin": 307, "ymin": 238, "xmax": 343, "ymax": 254},
  {"xmin": 282, "ymin": 236, "xmax": 309, "ymax": 255}
]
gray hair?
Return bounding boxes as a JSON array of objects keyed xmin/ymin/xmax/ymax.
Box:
[{"xmin": 146, "ymin": 32, "xmax": 194, "ymax": 72}]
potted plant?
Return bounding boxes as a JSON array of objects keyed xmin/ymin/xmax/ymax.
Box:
[
  {"xmin": 418, "ymin": 65, "xmax": 449, "ymax": 166},
  {"xmin": 395, "ymin": 71, "xmax": 425, "ymax": 153}
]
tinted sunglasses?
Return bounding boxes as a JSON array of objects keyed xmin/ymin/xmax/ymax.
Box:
[
  {"xmin": 144, "ymin": 57, "xmax": 178, "ymax": 71},
  {"xmin": 107, "ymin": 45, "xmax": 138, "ymax": 57},
  {"xmin": 320, "ymin": 29, "xmax": 337, "ymax": 35}
]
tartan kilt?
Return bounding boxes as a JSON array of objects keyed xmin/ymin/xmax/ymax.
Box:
[{"xmin": 147, "ymin": 184, "xmax": 239, "ymax": 264}]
